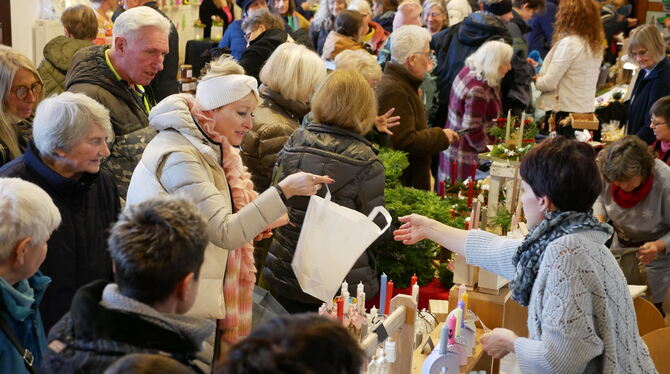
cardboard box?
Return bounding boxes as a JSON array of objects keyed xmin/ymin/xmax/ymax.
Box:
[{"xmin": 570, "ymin": 113, "xmax": 599, "ymax": 130}]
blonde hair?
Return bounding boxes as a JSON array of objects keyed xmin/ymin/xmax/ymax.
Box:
[
  {"xmin": 260, "ymin": 43, "xmax": 327, "ymax": 102},
  {"xmin": 201, "ymin": 55, "xmax": 245, "ymax": 80},
  {"xmin": 628, "ymin": 24, "xmax": 667, "ymax": 65},
  {"xmin": 465, "ymin": 40, "xmax": 512, "ymax": 87},
  {"xmin": 61, "ymin": 4, "xmax": 98, "ymax": 40},
  {"xmin": 0, "ymin": 46, "xmax": 42, "ymax": 160},
  {"xmin": 334, "ymin": 49, "xmax": 382, "ymax": 83},
  {"xmin": 311, "ymin": 70, "xmax": 376, "ymax": 135}
]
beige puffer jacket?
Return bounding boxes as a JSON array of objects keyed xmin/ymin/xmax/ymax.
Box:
[{"xmin": 126, "ymin": 94, "xmax": 287, "ymax": 320}]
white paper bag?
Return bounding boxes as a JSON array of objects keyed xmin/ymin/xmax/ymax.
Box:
[{"xmin": 291, "ymin": 185, "xmax": 391, "ymax": 302}]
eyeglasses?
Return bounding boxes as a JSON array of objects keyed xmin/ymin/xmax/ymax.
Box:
[
  {"xmin": 414, "ymin": 50, "xmax": 433, "ymax": 58},
  {"xmin": 11, "ymin": 82, "xmax": 43, "ymax": 100},
  {"xmin": 630, "ymin": 49, "xmax": 648, "ymax": 59},
  {"xmin": 650, "ymin": 118, "xmax": 668, "ymax": 127}
]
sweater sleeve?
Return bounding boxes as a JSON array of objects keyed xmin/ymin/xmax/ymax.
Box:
[
  {"xmin": 159, "ymin": 150, "xmax": 287, "ymax": 250},
  {"xmin": 514, "ymin": 242, "xmax": 605, "ymax": 373},
  {"xmin": 535, "ymin": 38, "xmax": 578, "ymax": 93},
  {"xmin": 464, "ymin": 230, "xmax": 519, "ymax": 280},
  {"xmin": 592, "ymin": 188, "xmax": 608, "ymax": 220},
  {"xmin": 380, "ymin": 89, "xmax": 450, "ymax": 156}
]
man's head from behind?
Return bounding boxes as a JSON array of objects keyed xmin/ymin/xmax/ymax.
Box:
[
  {"xmin": 0, "ymin": 178, "xmax": 61, "ymax": 283},
  {"xmin": 111, "ymin": 6, "xmax": 170, "ymax": 86},
  {"xmin": 108, "ymin": 196, "xmax": 208, "ymax": 314}
]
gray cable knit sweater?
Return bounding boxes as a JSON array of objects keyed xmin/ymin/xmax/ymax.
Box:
[{"xmin": 465, "ymin": 229, "xmax": 657, "ymax": 373}]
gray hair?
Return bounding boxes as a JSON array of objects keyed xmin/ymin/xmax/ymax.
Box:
[
  {"xmin": 598, "ymin": 135, "xmax": 656, "ymax": 182},
  {"xmin": 628, "ymin": 24, "xmax": 667, "ymax": 65},
  {"xmin": 348, "ymin": 0, "xmax": 372, "ymax": 15},
  {"xmin": 33, "ymin": 92, "xmax": 114, "ymax": 156},
  {"xmin": 112, "ymin": 6, "xmax": 170, "ymax": 47},
  {"xmin": 465, "ymin": 40, "xmax": 512, "ymax": 87},
  {"xmin": 0, "ymin": 178, "xmax": 61, "ymax": 261},
  {"xmin": 334, "ymin": 49, "xmax": 382, "ymax": 83},
  {"xmin": 260, "ymin": 43, "xmax": 327, "ymax": 102},
  {"xmin": 391, "ymin": 25, "xmax": 431, "ymax": 64}
]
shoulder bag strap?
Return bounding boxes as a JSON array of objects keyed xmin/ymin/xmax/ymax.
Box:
[{"xmin": 0, "ymin": 315, "xmax": 36, "ymax": 374}]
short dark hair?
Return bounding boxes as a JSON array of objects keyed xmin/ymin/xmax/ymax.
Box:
[
  {"xmin": 108, "ymin": 197, "xmax": 208, "ymax": 305},
  {"xmin": 217, "ymin": 314, "xmax": 364, "ymax": 374},
  {"xmin": 335, "ymin": 10, "xmax": 364, "ymax": 37},
  {"xmin": 520, "ymin": 136, "xmax": 602, "ymax": 212},
  {"xmin": 61, "ymin": 4, "xmax": 98, "ymax": 40},
  {"xmin": 598, "ymin": 135, "xmax": 656, "ymax": 182},
  {"xmin": 650, "ymin": 95, "xmax": 670, "ymax": 122},
  {"xmin": 104, "ymin": 354, "xmax": 194, "ymax": 374},
  {"xmin": 513, "ymin": 0, "xmax": 545, "ymax": 10}
]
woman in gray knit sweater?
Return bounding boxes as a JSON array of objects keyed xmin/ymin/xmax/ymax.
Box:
[{"xmin": 394, "ymin": 137, "xmax": 657, "ymax": 373}]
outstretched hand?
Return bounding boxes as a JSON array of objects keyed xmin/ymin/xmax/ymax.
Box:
[
  {"xmin": 481, "ymin": 328, "xmax": 518, "ymax": 359},
  {"xmin": 278, "ymin": 172, "xmax": 335, "ymax": 199},
  {"xmin": 375, "ymin": 108, "xmax": 401, "ymax": 135},
  {"xmin": 393, "ymin": 214, "xmax": 433, "ymax": 245}
]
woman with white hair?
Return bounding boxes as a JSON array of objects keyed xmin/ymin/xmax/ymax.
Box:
[
  {"xmin": 377, "ymin": 25, "xmax": 458, "ymax": 190},
  {"xmin": 439, "ymin": 40, "xmax": 512, "ymax": 183},
  {"xmin": 310, "ymin": 0, "xmax": 348, "ymax": 55},
  {"xmin": 0, "ymin": 46, "xmax": 43, "ymax": 168},
  {"xmin": 348, "ymin": 0, "xmax": 388, "ymax": 54},
  {"xmin": 0, "ymin": 178, "xmax": 61, "ymax": 373},
  {"xmin": 0, "ymin": 92, "xmax": 120, "ymax": 332},
  {"xmin": 126, "ymin": 56, "xmax": 332, "ymax": 357}
]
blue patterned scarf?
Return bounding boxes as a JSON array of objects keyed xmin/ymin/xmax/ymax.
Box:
[{"xmin": 511, "ymin": 210, "xmax": 613, "ymax": 306}]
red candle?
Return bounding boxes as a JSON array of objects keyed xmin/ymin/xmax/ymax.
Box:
[
  {"xmin": 438, "ymin": 180, "xmax": 445, "ymax": 198},
  {"xmin": 337, "ymin": 297, "xmax": 344, "ymax": 322},
  {"xmin": 410, "ymin": 274, "xmax": 418, "ymax": 286},
  {"xmin": 384, "ymin": 280, "xmax": 394, "ymax": 314},
  {"xmin": 471, "ymin": 162, "xmax": 477, "ymax": 181},
  {"xmin": 450, "ymin": 161, "xmax": 457, "ymax": 186}
]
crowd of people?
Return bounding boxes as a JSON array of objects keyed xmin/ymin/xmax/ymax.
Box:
[{"xmin": 0, "ymin": 0, "xmax": 668, "ymax": 372}]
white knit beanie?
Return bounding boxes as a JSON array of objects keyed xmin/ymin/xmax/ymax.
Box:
[{"xmin": 195, "ymin": 74, "xmax": 260, "ymax": 111}]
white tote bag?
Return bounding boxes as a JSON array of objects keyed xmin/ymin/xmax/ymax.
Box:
[{"xmin": 291, "ymin": 185, "xmax": 391, "ymax": 302}]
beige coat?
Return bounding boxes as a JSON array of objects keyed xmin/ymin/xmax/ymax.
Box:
[{"xmin": 126, "ymin": 95, "xmax": 287, "ymax": 320}]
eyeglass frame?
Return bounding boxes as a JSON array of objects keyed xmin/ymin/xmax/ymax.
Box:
[
  {"xmin": 630, "ymin": 48, "xmax": 649, "ymax": 59},
  {"xmin": 650, "ymin": 117, "xmax": 668, "ymax": 127},
  {"xmin": 10, "ymin": 81, "xmax": 43, "ymax": 101}
]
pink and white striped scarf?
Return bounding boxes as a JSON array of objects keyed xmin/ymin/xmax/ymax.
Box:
[{"xmin": 189, "ymin": 97, "xmax": 258, "ymax": 345}]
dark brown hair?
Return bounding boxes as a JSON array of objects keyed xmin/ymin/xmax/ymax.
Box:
[
  {"xmin": 335, "ymin": 9, "xmax": 364, "ymax": 37},
  {"xmin": 521, "ymin": 136, "xmax": 602, "ymax": 212},
  {"xmin": 513, "ymin": 0, "xmax": 545, "ymax": 10},
  {"xmin": 217, "ymin": 314, "xmax": 364, "ymax": 374}
]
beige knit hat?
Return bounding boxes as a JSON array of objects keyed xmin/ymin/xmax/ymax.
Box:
[{"xmin": 195, "ymin": 74, "xmax": 260, "ymax": 111}]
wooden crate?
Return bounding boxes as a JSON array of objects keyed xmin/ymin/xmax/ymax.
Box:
[{"xmin": 570, "ymin": 113, "xmax": 599, "ymax": 130}]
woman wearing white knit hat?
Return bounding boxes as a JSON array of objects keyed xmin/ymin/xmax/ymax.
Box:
[{"xmin": 126, "ymin": 56, "xmax": 333, "ymax": 363}]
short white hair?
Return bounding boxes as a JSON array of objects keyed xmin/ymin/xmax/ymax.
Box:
[
  {"xmin": 33, "ymin": 92, "xmax": 114, "ymax": 156},
  {"xmin": 334, "ymin": 49, "xmax": 382, "ymax": 82},
  {"xmin": 260, "ymin": 43, "xmax": 327, "ymax": 102},
  {"xmin": 465, "ymin": 40, "xmax": 512, "ymax": 87},
  {"xmin": 112, "ymin": 6, "xmax": 170, "ymax": 47},
  {"xmin": 348, "ymin": 0, "xmax": 372, "ymax": 15},
  {"xmin": 391, "ymin": 25, "xmax": 431, "ymax": 64},
  {"xmin": 0, "ymin": 178, "xmax": 61, "ymax": 261}
]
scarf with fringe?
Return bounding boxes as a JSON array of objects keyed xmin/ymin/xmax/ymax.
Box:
[{"xmin": 188, "ymin": 97, "xmax": 258, "ymax": 345}]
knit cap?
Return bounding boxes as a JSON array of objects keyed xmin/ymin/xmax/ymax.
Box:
[{"xmin": 196, "ymin": 74, "xmax": 260, "ymax": 111}]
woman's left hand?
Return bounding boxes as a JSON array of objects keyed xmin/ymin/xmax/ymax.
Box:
[
  {"xmin": 374, "ymin": 108, "xmax": 401, "ymax": 135},
  {"xmin": 481, "ymin": 328, "xmax": 518, "ymax": 360},
  {"xmin": 638, "ymin": 240, "xmax": 665, "ymax": 264}
]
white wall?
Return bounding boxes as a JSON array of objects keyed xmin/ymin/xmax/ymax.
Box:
[{"xmin": 10, "ymin": 0, "xmax": 42, "ymax": 63}]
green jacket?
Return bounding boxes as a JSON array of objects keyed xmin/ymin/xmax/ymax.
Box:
[{"xmin": 37, "ymin": 36, "xmax": 92, "ymax": 98}]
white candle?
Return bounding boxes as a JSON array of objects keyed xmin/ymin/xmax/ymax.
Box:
[
  {"xmin": 411, "ymin": 283, "xmax": 419, "ymax": 304},
  {"xmin": 518, "ymin": 112, "xmax": 526, "ymax": 148},
  {"xmin": 505, "ymin": 110, "xmax": 512, "ymax": 142}
]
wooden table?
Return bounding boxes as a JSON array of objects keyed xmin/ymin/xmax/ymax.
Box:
[{"xmin": 412, "ymin": 324, "xmax": 486, "ymax": 374}]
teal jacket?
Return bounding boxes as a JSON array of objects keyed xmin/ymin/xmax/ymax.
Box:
[{"xmin": 0, "ymin": 272, "xmax": 50, "ymax": 373}]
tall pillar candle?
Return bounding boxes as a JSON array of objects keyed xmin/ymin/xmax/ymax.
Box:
[
  {"xmin": 337, "ymin": 297, "xmax": 344, "ymax": 322},
  {"xmin": 518, "ymin": 112, "xmax": 526, "ymax": 148},
  {"xmin": 379, "ymin": 273, "xmax": 387, "ymax": 315},
  {"xmin": 384, "ymin": 280, "xmax": 394, "ymax": 315},
  {"xmin": 439, "ymin": 321, "xmax": 450, "ymax": 354},
  {"xmin": 505, "ymin": 109, "xmax": 512, "ymax": 142},
  {"xmin": 448, "ymin": 314, "xmax": 457, "ymax": 345}
]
